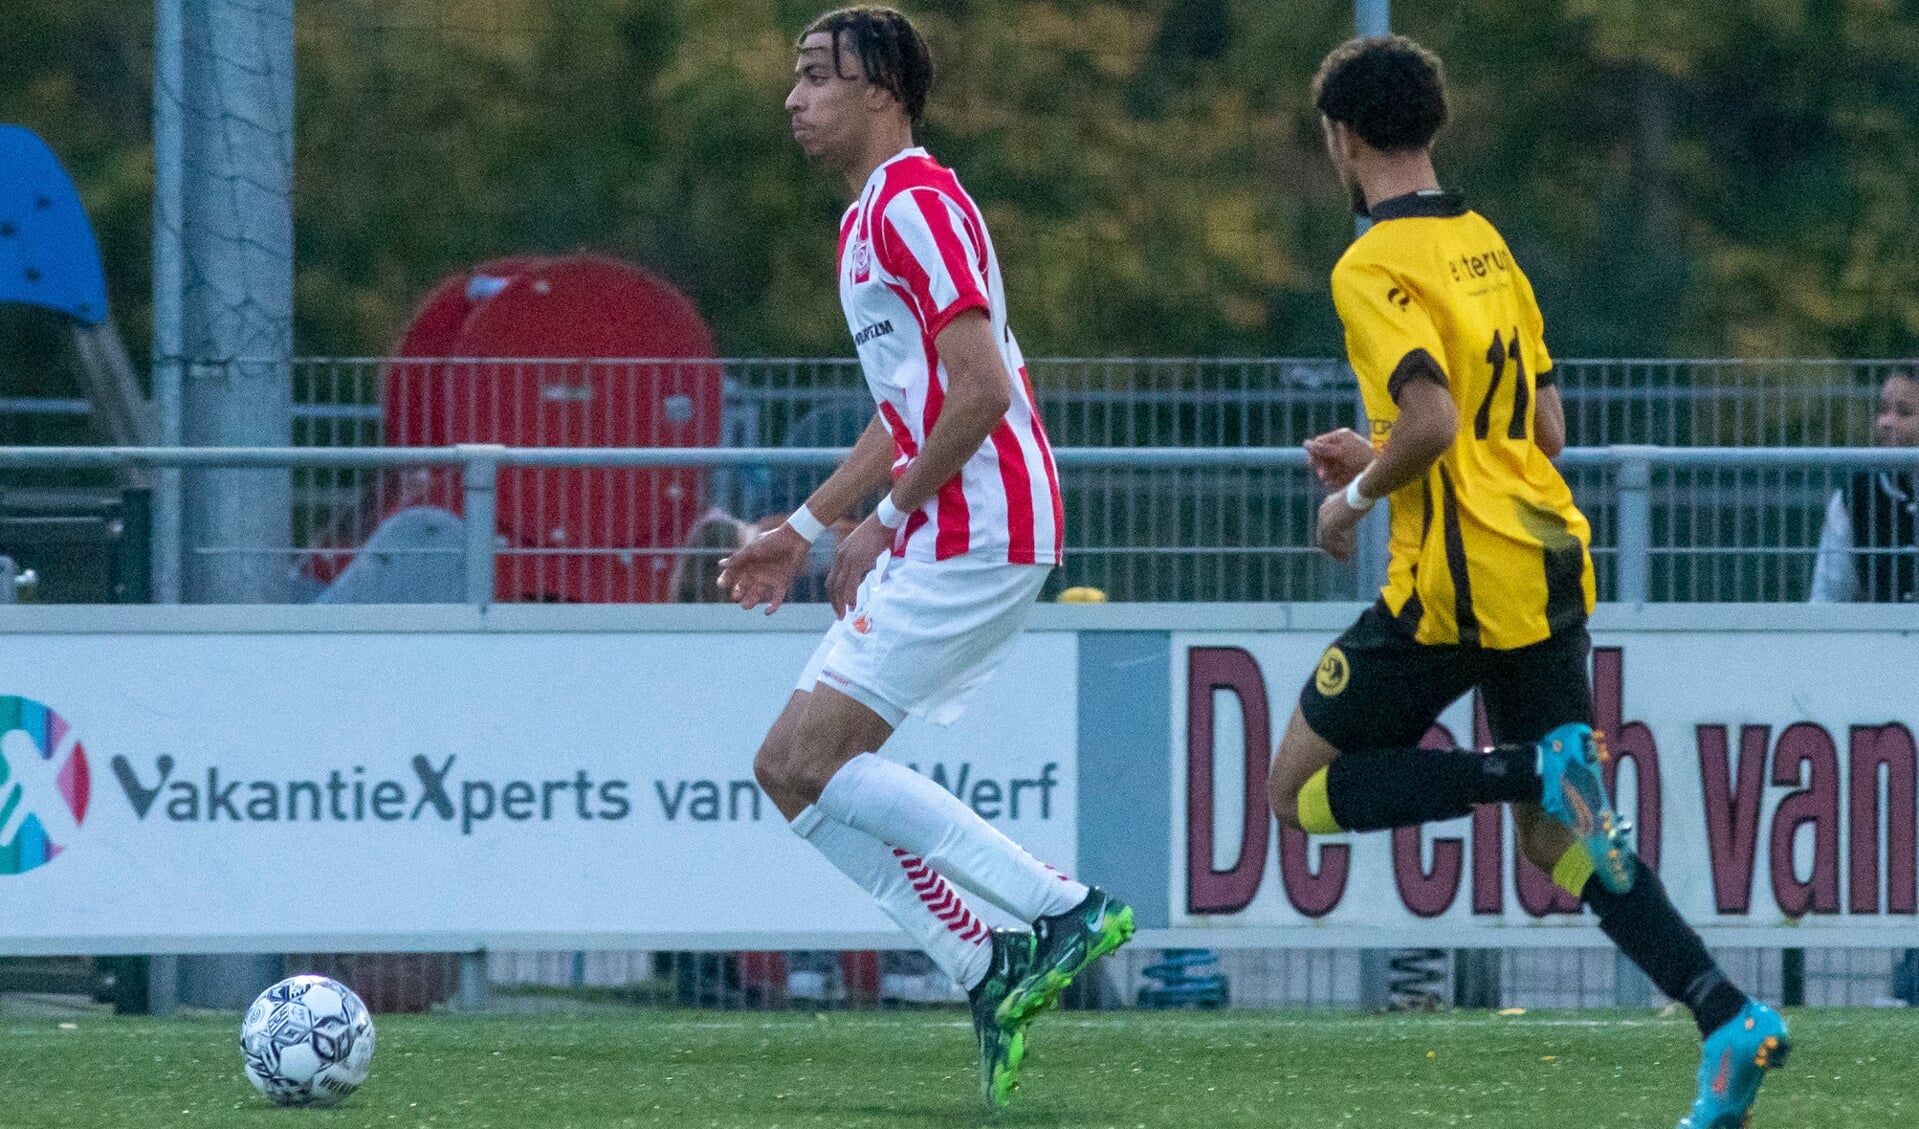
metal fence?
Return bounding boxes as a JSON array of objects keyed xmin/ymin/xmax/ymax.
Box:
[
  {"xmin": 3, "ymin": 355, "xmax": 1919, "ymax": 602},
  {"xmin": 275, "ymin": 356, "xmax": 1912, "ymax": 451},
  {"xmin": 293, "ymin": 355, "xmax": 1913, "ymax": 604},
  {"xmin": 2, "ymin": 356, "xmax": 1912, "ymax": 605},
  {"xmin": 275, "ymin": 356, "xmax": 1365, "ymax": 604}
]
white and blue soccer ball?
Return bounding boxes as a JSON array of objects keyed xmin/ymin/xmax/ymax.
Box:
[{"xmin": 239, "ymin": 974, "xmax": 377, "ymax": 1106}]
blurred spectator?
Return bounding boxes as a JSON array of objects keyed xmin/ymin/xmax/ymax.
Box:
[
  {"xmin": 669, "ymin": 509, "xmax": 753, "ymax": 604},
  {"xmin": 669, "ymin": 507, "xmax": 852, "ymax": 604},
  {"xmin": 1810, "ymin": 368, "xmax": 1919, "ymax": 602},
  {"xmin": 765, "ymin": 401, "xmax": 873, "ymax": 518}
]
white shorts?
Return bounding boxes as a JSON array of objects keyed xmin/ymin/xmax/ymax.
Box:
[{"xmin": 795, "ymin": 555, "xmax": 1050, "ymax": 727}]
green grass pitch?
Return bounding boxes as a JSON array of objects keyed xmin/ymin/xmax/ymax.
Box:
[{"xmin": 1, "ymin": 1008, "xmax": 1909, "ymax": 1128}]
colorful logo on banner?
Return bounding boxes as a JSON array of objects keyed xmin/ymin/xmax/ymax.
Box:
[{"xmin": 0, "ymin": 697, "xmax": 91, "ymax": 875}]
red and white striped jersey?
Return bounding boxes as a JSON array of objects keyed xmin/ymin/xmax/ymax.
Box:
[{"xmin": 836, "ymin": 147, "xmax": 1063, "ymax": 566}]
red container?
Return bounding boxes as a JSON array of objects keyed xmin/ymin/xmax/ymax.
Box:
[{"xmin": 373, "ymin": 256, "xmax": 721, "ymax": 602}]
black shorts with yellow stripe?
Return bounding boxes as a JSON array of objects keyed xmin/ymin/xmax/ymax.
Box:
[{"xmin": 1299, "ymin": 600, "xmax": 1591, "ymax": 752}]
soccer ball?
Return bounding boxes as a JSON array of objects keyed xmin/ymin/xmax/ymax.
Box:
[{"xmin": 239, "ymin": 974, "xmax": 376, "ymax": 1106}]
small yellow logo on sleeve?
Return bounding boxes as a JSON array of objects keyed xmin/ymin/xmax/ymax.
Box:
[{"xmin": 1315, "ymin": 646, "xmax": 1350, "ymax": 697}]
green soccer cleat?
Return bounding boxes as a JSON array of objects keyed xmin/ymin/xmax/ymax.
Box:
[
  {"xmin": 999, "ymin": 886, "xmax": 1136, "ymax": 1026},
  {"xmin": 1678, "ymin": 998, "xmax": 1791, "ymax": 1128},
  {"xmin": 967, "ymin": 928, "xmax": 1036, "ymax": 1108},
  {"xmin": 1536, "ymin": 722, "xmax": 1637, "ymax": 894}
]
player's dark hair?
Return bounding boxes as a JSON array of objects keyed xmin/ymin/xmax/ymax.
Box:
[
  {"xmin": 801, "ymin": 7, "xmax": 935, "ymax": 125},
  {"xmin": 1312, "ymin": 36, "xmax": 1448, "ymax": 152}
]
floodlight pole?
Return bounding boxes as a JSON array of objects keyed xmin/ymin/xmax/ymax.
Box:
[
  {"xmin": 152, "ymin": 0, "xmax": 183, "ymax": 606},
  {"xmin": 160, "ymin": 0, "xmax": 297, "ymax": 1015},
  {"xmin": 1350, "ymin": 0, "xmax": 1393, "ymax": 600},
  {"xmin": 1355, "ymin": 0, "xmax": 1389, "ymax": 41},
  {"xmin": 1352, "ymin": 0, "xmax": 1390, "ymax": 239},
  {"xmin": 174, "ymin": 0, "xmax": 295, "ymax": 606},
  {"xmin": 148, "ymin": 0, "xmax": 185, "ymax": 1017},
  {"xmin": 1347, "ymin": 0, "xmax": 1407, "ymax": 1017}
]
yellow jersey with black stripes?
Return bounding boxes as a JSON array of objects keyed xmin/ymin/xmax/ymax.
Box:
[{"xmin": 1332, "ymin": 189, "xmax": 1594, "ymax": 650}]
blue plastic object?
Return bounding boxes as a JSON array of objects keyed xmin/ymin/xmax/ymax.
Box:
[
  {"xmin": 0, "ymin": 125, "xmax": 109, "ymax": 324},
  {"xmin": 1136, "ymin": 949, "xmax": 1229, "ymax": 1009}
]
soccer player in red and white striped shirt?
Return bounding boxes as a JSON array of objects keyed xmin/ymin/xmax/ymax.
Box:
[{"xmin": 717, "ymin": 6, "xmax": 1132, "ymax": 1108}]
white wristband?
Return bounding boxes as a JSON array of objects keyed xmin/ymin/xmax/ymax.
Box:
[
  {"xmin": 783, "ymin": 504, "xmax": 827, "ymax": 543},
  {"xmin": 874, "ymin": 494, "xmax": 907, "ymax": 529},
  {"xmin": 1344, "ymin": 472, "xmax": 1377, "ymax": 513}
]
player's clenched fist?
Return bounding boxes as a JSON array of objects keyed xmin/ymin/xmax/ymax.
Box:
[{"xmin": 1305, "ymin": 427, "xmax": 1375, "ymax": 489}]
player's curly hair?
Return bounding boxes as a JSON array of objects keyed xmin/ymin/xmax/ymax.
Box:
[
  {"xmin": 801, "ymin": 7, "xmax": 936, "ymax": 125},
  {"xmin": 1312, "ymin": 36, "xmax": 1448, "ymax": 152}
]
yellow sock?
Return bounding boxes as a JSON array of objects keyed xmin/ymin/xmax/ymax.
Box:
[
  {"xmin": 1552, "ymin": 842, "xmax": 1595, "ymax": 899},
  {"xmin": 1296, "ymin": 767, "xmax": 1343, "ymax": 834}
]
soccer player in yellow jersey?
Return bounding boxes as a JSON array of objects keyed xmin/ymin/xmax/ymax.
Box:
[{"xmin": 1267, "ymin": 38, "xmax": 1789, "ymax": 1129}]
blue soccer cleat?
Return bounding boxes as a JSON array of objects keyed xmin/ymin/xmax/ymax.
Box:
[
  {"xmin": 1678, "ymin": 998, "xmax": 1791, "ymax": 1128},
  {"xmin": 1536, "ymin": 723, "xmax": 1636, "ymax": 894}
]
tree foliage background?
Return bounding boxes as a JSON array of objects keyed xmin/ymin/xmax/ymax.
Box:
[{"xmin": 4, "ymin": 0, "xmax": 1918, "ymax": 392}]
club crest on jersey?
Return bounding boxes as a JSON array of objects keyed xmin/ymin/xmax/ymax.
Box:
[
  {"xmin": 1314, "ymin": 646, "xmax": 1350, "ymax": 697},
  {"xmin": 850, "ymin": 238, "xmax": 872, "ymax": 283}
]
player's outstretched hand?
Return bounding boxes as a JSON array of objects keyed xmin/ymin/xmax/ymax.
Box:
[
  {"xmin": 1315, "ymin": 490, "xmax": 1362, "ymax": 562},
  {"xmin": 717, "ymin": 524, "xmax": 809, "ymax": 615},
  {"xmin": 1304, "ymin": 428, "xmax": 1374, "ymax": 489},
  {"xmin": 828, "ymin": 515, "xmax": 893, "ymax": 618}
]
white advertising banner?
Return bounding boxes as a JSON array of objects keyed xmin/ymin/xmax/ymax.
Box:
[
  {"xmin": 1174, "ymin": 615, "xmax": 1919, "ymax": 948},
  {"xmin": 0, "ymin": 614, "xmax": 1077, "ymax": 954}
]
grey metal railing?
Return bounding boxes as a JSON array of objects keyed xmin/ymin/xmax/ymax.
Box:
[{"xmin": 5, "ymin": 443, "xmax": 1918, "ymax": 607}]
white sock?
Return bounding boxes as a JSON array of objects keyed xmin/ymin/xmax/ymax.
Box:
[
  {"xmin": 815, "ymin": 753, "xmax": 1089, "ymax": 923},
  {"xmin": 790, "ymin": 805, "xmax": 992, "ymax": 990}
]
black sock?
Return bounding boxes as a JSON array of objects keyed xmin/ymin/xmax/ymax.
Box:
[
  {"xmin": 1324, "ymin": 746, "xmax": 1539, "ymax": 832},
  {"xmin": 1584, "ymin": 857, "xmax": 1747, "ymax": 1038}
]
